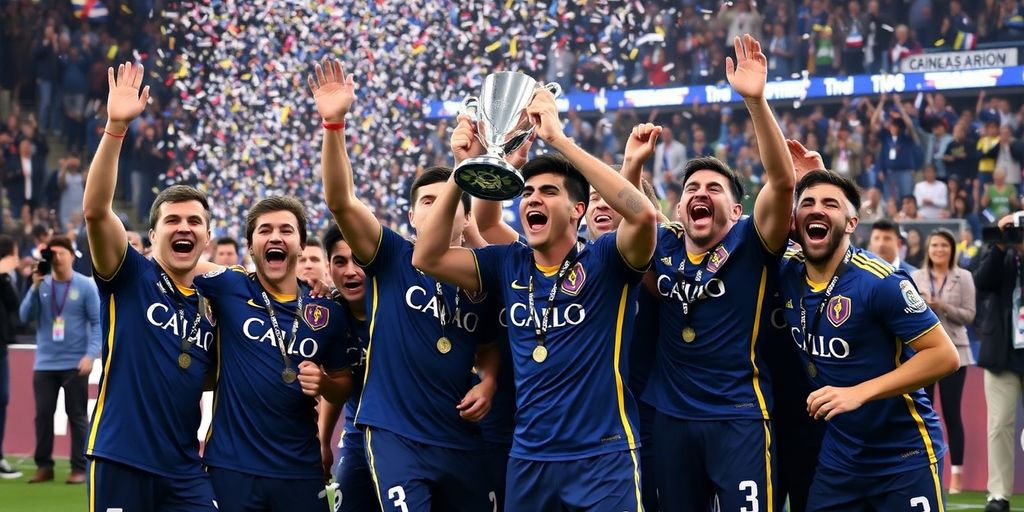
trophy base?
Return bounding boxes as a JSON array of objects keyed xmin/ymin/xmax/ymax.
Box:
[{"xmin": 454, "ymin": 156, "xmax": 524, "ymax": 201}]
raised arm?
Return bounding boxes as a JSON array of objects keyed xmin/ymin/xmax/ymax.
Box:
[
  {"xmin": 409, "ymin": 174, "xmax": 484, "ymax": 292},
  {"xmin": 82, "ymin": 62, "xmax": 150, "ymax": 278},
  {"xmin": 527, "ymin": 90, "xmax": 658, "ymax": 269},
  {"xmin": 621, "ymin": 123, "xmax": 662, "ymax": 190},
  {"xmin": 454, "ymin": 115, "xmax": 522, "ymax": 245},
  {"xmin": 309, "ymin": 58, "xmax": 381, "ymax": 264},
  {"xmin": 728, "ymin": 35, "xmax": 795, "ymax": 252}
]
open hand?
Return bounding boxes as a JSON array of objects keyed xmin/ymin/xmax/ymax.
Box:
[
  {"xmin": 786, "ymin": 139, "xmax": 826, "ymax": 181},
  {"xmin": 307, "ymin": 57, "xmax": 356, "ymax": 123},
  {"xmin": 106, "ymin": 62, "xmax": 150, "ymax": 126},
  {"xmin": 726, "ymin": 34, "xmax": 767, "ymax": 100},
  {"xmin": 807, "ymin": 385, "xmax": 867, "ymax": 421}
]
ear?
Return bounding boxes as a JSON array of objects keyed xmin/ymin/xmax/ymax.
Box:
[
  {"xmin": 730, "ymin": 202, "xmax": 743, "ymax": 222},
  {"xmin": 845, "ymin": 215, "xmax": 859, "ymax": 235},
  {"xmin": 407, "ymin": 207, "xmax": 416, "ymax": 229},
  {"xmin": 571, "ymin": 201, "xmax": 586, "ymax": 224}
]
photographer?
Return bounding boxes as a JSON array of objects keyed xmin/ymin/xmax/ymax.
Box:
[
  {"xmin": 17, "ymin": 236, "xmax": 100, "ymax": 485},
  {"xmin": 973, "ymin": 212, "xmax": 1024, "ymax": 512}
]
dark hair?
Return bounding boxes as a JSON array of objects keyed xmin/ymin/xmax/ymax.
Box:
[
  {"xmin": 0, "ymin": 235, "xmax": 15, "ymax": 258},
  {"xmin": 900, "ymin": 194, "xmax": 917, "ymax": 206},
  {"xmin": 681, "ymin": 156, "xmax": 745, "ymax": 203},
  {"xmin": 47, "ymin": 235, "xmax": 74, "ymax": 255},
  {"xmin": 215, "ymin": 236, "xmax": 239, "ymax": 251},
  {"xmin": 31, "ymin": 224, "xmax": 49, "ymax": 240},
  {"xmin": 521, "ymin": 153, "xmax": 590, "ymax": 213},
  {"xmin": 795, "ymin": 169, "xmax": 862, "ymax": 212},
  {"xmin": 322, "ymin": 223, "xmax": 345, "ymax": 259},
  {"xmin": 640, "ymin": 177, "xmax": 660, "ymax": 209},
  {"xmin": 924, "ymin": 228, "xmax": 958, "ymax": 271},
  {"xmin": 149, "ymin": 185, "xmax": 211, "ymax": 230},
  {"xmin": 871, "ymin": 218, "xmax": 902, "ymax": 237},
  {"xmin": 409, "ymin": 166, "xmax": 471, "ymax": 214},
  {"xmin": 245, "ymin": 196, "xmax": 309, "ymax": 246},
  {"xmin": 305, "ymin": 236, "xmax": 323, "ymax": 250}
]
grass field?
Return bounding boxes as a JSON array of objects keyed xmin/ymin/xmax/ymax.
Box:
[{"xmin": 0, "ymin": 457, "xmax": 999, "ymax": 511}]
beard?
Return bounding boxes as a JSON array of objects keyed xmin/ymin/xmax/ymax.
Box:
[{"xmin": 801, "ymin": 226, "xmax": 847, "ymax": 265}]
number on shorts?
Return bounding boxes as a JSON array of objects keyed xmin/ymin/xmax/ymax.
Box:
[
  {"xmin": 910, "ymin": 496, "xmax": 931, "ymax": 512},
  {"xmin": 488, "ymin": 490, "xmax": 497, "ymax": 512},
  {"xmin": 387, "ymin": 486, "xmax": 409, "ymax": 512},
  {"xmin": 739, "ymin": 480, "xmax": 759, "ymax": 512}
]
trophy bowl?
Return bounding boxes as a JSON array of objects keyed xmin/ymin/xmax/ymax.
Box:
[{"xmin": 454, "ymin": 72, "xmax": 562, "ymax": 201}]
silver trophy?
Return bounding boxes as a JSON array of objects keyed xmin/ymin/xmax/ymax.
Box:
[{"xmin": 454, "ymin": 72, "xmax": 562, "ymax": 200}]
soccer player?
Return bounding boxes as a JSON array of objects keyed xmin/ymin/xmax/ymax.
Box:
[
  {"xmin": 298, "ymin": 237, "xmax": 329, "ymax": 283},
  {"xmin": 311, "ymin": 59, "xmax": 499, "ymax": 511},
  {"xmin": 194, "ymin": 197, "xmax": 354, "ymax": 512},
  {"xmin": 779, "ymin": 169, "xmax": 959, "ymax": 509},
  {"xmin": 644, "ymin": 35, "xmax": 795, "ymax": 511},
  {"xmin": 83, "ymin": 62, "xmax": 218, "ymax": 511},
  {"xmin": 316, "ymin": 223, "xmax": 379, "ymax": 512},
  {"xmin": 413, "ymin": 86, "xmax": 659, "ymax": 510}
]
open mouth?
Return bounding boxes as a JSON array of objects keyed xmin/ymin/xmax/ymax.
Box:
[
  {"xmin": 805, "ymin": 221, "xmax": 830, "ymax": 242},
  {"xmin": 171, "ymin": 239, "xmax": 195, "ymax": 254},
  {"xmin": 688, "ymin": 202, "xmax": 713, "ymax": 225},
  {"xmin": 341, "ymin": 280, "xmax": 364, "ymax": 292},
  {"xmin": 594, "ymin": 213, "xmax": 612, "ymax": 225},
  {"xmin": 526, "ymin": 211, "xmax": 549, "ymax": 231},
  {"xmin": 265, "ymin": 247, "xmax": 287, "ymax": 264}
]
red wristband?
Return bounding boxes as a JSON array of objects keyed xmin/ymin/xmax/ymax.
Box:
[
  {"xmin": 104, "ymin": 128, "xmax": 127, "ymax": 138},
  {"xmin": 322, "ymin": 121, "xmax": 345, "ymax": 131}
]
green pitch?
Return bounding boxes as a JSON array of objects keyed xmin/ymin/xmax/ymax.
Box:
[{"xmin": 0, "ymin": 457, "xmax": 999, "ymax": 511}]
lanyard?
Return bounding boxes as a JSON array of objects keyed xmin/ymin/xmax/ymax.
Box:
[
  {"xmin": 432, "ymin": 280, "xmax": 461, "ymax": 341},
  {"xmin": 258, "ymin": 285, "xmax": 304, "ymax": 371},
  {"xmin": 50, "ymin": 278, "xmax": 71, "ymax": 317},
  {"xmin": 527, "ymin": 240, "xmax": 585, "ymax": 349},
  {"xmin": 158, "ymin": 272, "xmax": 203, "ymax": 355},
  {"xmin": 800, "ymin": 249, "xmax": 852, "ymax": 365},
  {"xmin": 674, "ymin": 241, "xmax": 726, "ymax": 317},
  {"xmin": 928, "ymin": 271, "xmax": 948, "ymax": 299}
]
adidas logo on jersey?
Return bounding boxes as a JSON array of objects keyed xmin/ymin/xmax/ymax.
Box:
[{"xmin": 661, "ymin": 257, "xmax": 672, "ymax": 265}]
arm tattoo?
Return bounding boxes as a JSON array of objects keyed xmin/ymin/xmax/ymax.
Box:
[{"xmin": 618, "ymin": 187, "xmax": 644, "ymax": 215}]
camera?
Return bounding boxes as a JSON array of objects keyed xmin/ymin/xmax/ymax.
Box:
[
  {"xmin": 982, "ymin": 212, "xmax": 1024, "ymax": 245},
  {"xmin": 36, "ymin": 248, "xmax": 54, "ymax": 276}
]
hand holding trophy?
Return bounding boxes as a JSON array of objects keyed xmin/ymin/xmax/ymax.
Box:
[{"xmin": 453, "ymin": 72, "xmax": 562, "ymax": 200}]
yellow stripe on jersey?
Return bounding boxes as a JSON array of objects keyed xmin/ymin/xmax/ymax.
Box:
[
  {"xmin": 851, "ymin": 254, "xmax": 893, "ymax": 279},
  {"xmin": 762, "ymin": 421, "xmax": 775, "ymax": 512},
  {"xmin": 204, "ymin": 329, "xmax": 223, "ymax": 445},
  {"xmin": 365, "ymin": 428, "xmax": 385, "ymax": 507},
  {"xmin": 749, "ymin": 266, "xmax": 770, "ymax": 420},
  {"xmin": 354, "ymin": 277, "xmax": 380, "ymax": 421},
  {"xmin": 783, "ymin": 249, "xmax": 804, "ymax": 262},
  {"xmin": 87, "ymin": 296, "xmax": 117, "ymax": 453},
  {"xmin": 894, "ymin": 341, "xmax": 940, "ymax": 466},
  {"xmin": 628, "ymin": 449, "xmax": 644, "ymax": 511},
  {"xmin": 904, "ymin": 322, "xmax": 941, "ymax": 345},
  {"xmin": 662, "ymin": 221, "xmax": 685, "ymax": 238},
  {"xmin": 612, "ymin": 285, "xmax": 640, "ymax": 451},
  {"xmin": 930, "ymin": 462, "xmax": 945, "ymax": 512}
]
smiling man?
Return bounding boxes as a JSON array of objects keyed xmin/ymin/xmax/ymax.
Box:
[
  {"xmin": 193, "ymin": 196, "xmax": 356, "ymax": 512},
  {"xmin": 644, "ymin": 35, "xmax": 795, "ymax": 511},
  {"xmin": 83, "ymin": 62, "xmax": 218, "ymax": 511}
]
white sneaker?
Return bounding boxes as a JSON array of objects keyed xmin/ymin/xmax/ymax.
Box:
[{"xmin": 0, "ymin": 459, "xmax": 22, "ymax": 479}]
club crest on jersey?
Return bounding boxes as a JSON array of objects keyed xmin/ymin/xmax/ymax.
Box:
[
  {"xmin": 463, "ymin": 288, "xmax": 488, "ymax": 304},
  {"xmin": 199, "ymin": 296, "xmax": 217, "ymax": 327},
  {"xmin": 900, "ymin": 280, "xmax": 928, "ymax": 314},
  {"xmin": 560, "ymin": 262, "xmax": 587, "ymax": 296},
  {"xmin": 826, "ymin": 295, "xmax": 852, "ymax": 327},
  {"xmin": 202, "ymin": 266, "xmax": 226, "ymax": 279},
  {"xmin": 706, "ymin": 245, "xmax": 730, "ymax": 273},
  {"xmin": 303, "ymin": 303, "xmax": 330, "ymax": 331}
]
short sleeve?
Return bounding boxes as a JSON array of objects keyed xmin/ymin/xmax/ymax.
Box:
[
  {"xmin": 94, "ymin": 245, "xmax": 146, "ymax": 294},
  {"xmin": 592, "ymin": 232, "xmax": 645, "ymax": 284},
  {"xmin": 358, "ymin": 226, "xmax": 406, "ymax": 277},
  {"xmin": 872, "ymin": 273, "xmax": 941, "ymax": 345},
  {"xmin": 192, "ymin": 265, "xmax": 249, "ymax": 301},
  {"xmin": 472, "ymin": 243, "xmax": 514, "ymax": 295}
]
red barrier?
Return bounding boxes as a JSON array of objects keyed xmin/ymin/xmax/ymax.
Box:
[{"xmin": 3, "ymin": 346, "xmax": 1022, "ymax": 492}]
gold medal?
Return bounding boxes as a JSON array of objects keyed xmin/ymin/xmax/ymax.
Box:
[
  {"xmin": 282, "ymin": 368, "xmax": 298, "ymax": 384},
  {"xmin": 437, "ymin": 336, "xmax": 452, "ymax": 354},
  {"xmin": 532, "ymin": 345, "xmax": 548, "ymax": 363},
  {"xmin": 177, "ymin": 352, "xmax": 191, "ymax": 370},
  {"xmin": 682, "ymin": 327, "xmax": 696, "ymax": 343},
  {"xmin": 807, "ymin": 362, "xmax": 818, "ymax": 378}
]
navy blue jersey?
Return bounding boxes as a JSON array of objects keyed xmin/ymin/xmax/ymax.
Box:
[
  {"xmin": 779, "ymin": 247, "xmax": 946, "ymax": 476},
  {"xmin": 194, "ymin": 266, "xmax": 352, "ymax": 479},
  {"xmin": 342, "ymin": 314, "xmax": 370, "ymax": 436},
  {"xmin": 628, "ymin": 290, "xmax": 658, "ymax": 410},
  {"xmin": 479, "ymin": 310, "xmax": 516, "ymax": 445},
  {"xmin": 355, "ymin": 227, "xmax": 493, "ymax": 449},
  {"xmin": 646, "ymin": 218, "xmax": 777, "ymax": 420},
  {"xmin": 87, "ymin": 247, "xmax": 215, "ymax": 478},
  {"xmin": 473, "ymin": 233, "xmax": 644, "ymax": 460}
]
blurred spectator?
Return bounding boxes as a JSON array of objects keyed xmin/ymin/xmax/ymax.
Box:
[
  {"xmin": 57, "ymin": 153, "xmax": 86, "ymax": 230},
  {"xmin": 911, "ymin": 228, "xmax": 976, "ymax": 495},
  {"xmin": 944, "ymin": 123, "xmax": 980, "ymax": 191},
  {"xmin": 925, "ymin": 120, "xmax": 953, "ymax": 179},
  {"xmin": 212, "ymin": 237, "xmax": 240, "ymax": 267},
  {"xmin": 0, "ymin": 235, "xmax": 21, "ymax": 479},
  {"xmin": 826, "ymin": 123, "xmax": 864, "ymax": 184},
  {"xmin": 992, "ymin": 125, "xmax": 1024, "ymax": 192},
  {"xmin": 869, "ymin": 218, "xmax": 918, "ymax": 273},
  {"xmin": 914, "ymin": 164, "xmax": 949, "ymax": 219},
  {"xmin": 652, "ymin": 127, "xmax": 687, "ymax": 195},
  {"xmin": 981, "ymin": 167, "xmax": 1021, "ymax": 220},
  {"xmin": 887, "ymin": 24, "xmax": 922, "ymax": 72},
  {"xmin": 767, "ymin": 22, "xmax": 796, "ymax": 79},
  {"xmin": 297, "ymin": 237, "xmax": 328, "ymax": 283},
  {"xmin": 5, "ymin": 138, "xmax": 45, "ymax": 220},
  {"xmin": 876, "ymin": 111, "xmax": 922, "ymax": 201},
  {"xmin": 905, "ymin": 227, "xmax": 925, "ymax": 267}
]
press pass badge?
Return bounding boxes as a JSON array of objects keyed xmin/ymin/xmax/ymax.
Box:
[
  {"xmin": 889, "ymin": 147, "xmax": 897, "ymax": 160},
  {"xmin": 52, "ymin": 315, "xmax": 65, "ymax": 342}
]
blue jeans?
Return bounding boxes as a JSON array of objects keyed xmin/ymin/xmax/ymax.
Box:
[
  {"xmin": 886, "ymin": 169, "xmax": 915, "ymax": 201},
  {"xmin": 36, "ymin": 80, "xmax": 55, "ymax": 134}
]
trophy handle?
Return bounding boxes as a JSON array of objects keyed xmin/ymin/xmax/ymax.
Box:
[
  {"xmin": 542, "ymin": 82, "xmax": 562, "ymax": 98},
  {"xmin": 460, "ymin": 96, "xmax": 479, "ymax": 118}
]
